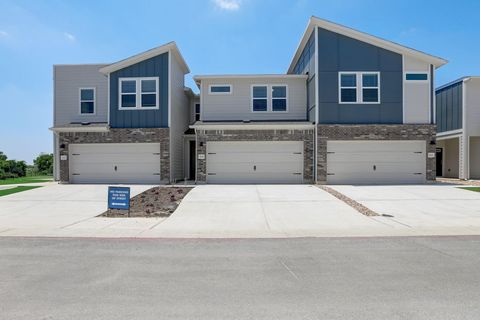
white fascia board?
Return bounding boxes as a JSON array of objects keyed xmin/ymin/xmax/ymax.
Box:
[
  {"xmin": 436, "ymin": 128, "xmax": 463, "ymax": 139},
  {"xmin": 190, "ymin": 122, "xmax": 315, "ymax": 130},
  {"xmin": 99, "ymin": 42, "xmax": 190, "ymax": 75},
  {"xmin": 288, "ymin": 16, "xmax": 448, "ymax": 73},
  {"xmin": 49, "ymin": 126, "xmax": 110, "ymax": 133},
  {"xmin": 193, "ymin": 74, "xmax": 308, "ymax": 81}
]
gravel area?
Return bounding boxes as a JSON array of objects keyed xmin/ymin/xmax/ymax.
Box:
[
  {"xmin": 101, "ymin": 187, "xmax": 193, "ymax": 218},
  {"xmin": 317, "ymin": 185, "xmax": 379, "ymax": 217},
  {"xmin": 436, "ymin": 178, "xmax": 480, "ymax": 186}
]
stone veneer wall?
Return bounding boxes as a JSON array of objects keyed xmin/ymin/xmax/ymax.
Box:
[
  {"xmin": 195, "ymin": 129, "xmax": 315, "ymax": 183},
  {"xmin": 317, "ymin": 124, "xmax": 437, "ymax": 183},
  {"xmin": 58, "ymin": 128, "xmax": 170, "ymax": 183}
]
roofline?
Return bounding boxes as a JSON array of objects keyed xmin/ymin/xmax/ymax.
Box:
[
  {"xmin": 99, "ymin": 41, "xmax": 190, "ymax": 75},
  {"xmin": 53, "ymin": 63, "xmax": 110, "ymax": 67},
  {"xmin": 288, "ymin": 16, "xmax": 448, "ymax": 73},
  {"xmin": 436, "ymin": 76, "xmax": 480, "ymax": 91},
  {"xmin": 193, "ymin": 74, "xmax": 308, "ymax": 81}
]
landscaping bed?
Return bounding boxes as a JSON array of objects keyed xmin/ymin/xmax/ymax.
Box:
[{"xmin": 100, "ymin": 186, "xmax": 193, "ymax": 218}]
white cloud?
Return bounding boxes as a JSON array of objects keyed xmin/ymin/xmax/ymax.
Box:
[
  {"xmin": 213, "ymin": 0, "xmax": 241, "ymax": 11},
  {"xmin": 0, "ymin": 30, "xmax": 9, "ymax": 38},
  {"xmin": 400, "ymin": 27, "xmax": 417, "ymax": 37},
  {"xmin": 63, "ymin": 32, "xmax": 76, "ymax": 42}
]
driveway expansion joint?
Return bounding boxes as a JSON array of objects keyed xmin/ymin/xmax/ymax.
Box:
[{"xmin": 317, "ymin": 185, "xmax": 379, "ymax": 217}]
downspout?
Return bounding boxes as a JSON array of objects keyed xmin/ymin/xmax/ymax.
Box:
[{"xmin": 462, "ymin": 78, "xmax": 470, "ymax": 180}]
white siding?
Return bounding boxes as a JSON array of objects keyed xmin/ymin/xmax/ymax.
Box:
[
  {"xmin": 403, "ymin": 56, "xmax": 430, "ymax": 124},
  {"xmin": 470, "ymin": 137, "xmax": 480, "ymax": 179},
  {"xmin": 169, "ymin": 53, "xmax": 190, "ymax": 182},
  {"xmin": 464, "ymin": 78, "xmax": 480, "ymax": 136},
  {"xmin": 200, "ymin": 77, "xmax": 307, "ymax": 121},
  {"xmin": 54, "ymin": 64, "xmax": 108, "ymax": 126}
]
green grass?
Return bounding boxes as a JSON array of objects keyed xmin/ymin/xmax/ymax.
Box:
[
  {"xmin": 0, "ymin": 176, "xmax": 53, "ymax": 185},
  {"xmin": 460, "ymin": 187, "xmax": 480, "ymax": 193},
  {"xmin": 0, "ymin": 186, "xmax": 42, "ymax": 197}
]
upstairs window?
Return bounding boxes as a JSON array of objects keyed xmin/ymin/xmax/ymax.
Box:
[
  {"xmin": 195, "ymin": 103, "xmax": 200, "ymax": 121},
  {"xmin": 339, "ymin": 72, "xmax": 380, "ymax": 104},
  {"xmin": 272, "ymin": 85, "xmax": 287, "ymax": 112},
  {"xmin": 252, "ymin": 85, "xmax": 268, "ymax": 112},
  {"xmin": 79, "ymin": 88, "xmax": 95, "ymax": 114},
  {"xmin": 119, "ymin": 77, "xmax": 159, "ymax": 110},
  {"xmin": 209, "ymin": 85, "xmax": 231, "ymax": 94},
  {"xmin": 405, "ymin": 73, "xmax": 429, "ymax": 81}
]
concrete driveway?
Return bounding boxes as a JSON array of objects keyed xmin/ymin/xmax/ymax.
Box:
[{"xmin": 331, "ymin": 184, "xmax": 480, "ymax": 234}]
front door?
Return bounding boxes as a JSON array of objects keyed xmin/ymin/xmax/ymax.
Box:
[
  {"xmin": 189, "ymin": 140, "xmax": 196, "ymax": 180},
  {"xmin": 436, "ymin": 148, "xmax": 443, "ymax": 177}
]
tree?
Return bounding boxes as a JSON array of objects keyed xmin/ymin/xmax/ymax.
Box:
[
  {"xmin": 33, "ymin": 153, "xmax": 53, "ymax": 175},
  {"xmin": 0, "ymin": 151, "xmax": 6, "ymax": 161}
]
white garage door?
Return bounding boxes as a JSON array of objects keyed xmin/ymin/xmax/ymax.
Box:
[
  {"xmin": 206, "ymin": 141, "xmax": 303, "ymax": 184},
  {"xmin": 69, "ymin": 143, "xmax": 161, "ymax": 184},
  {"xmin": 327, "ymin": 140, "xmax": 426, "ymax": 184}
]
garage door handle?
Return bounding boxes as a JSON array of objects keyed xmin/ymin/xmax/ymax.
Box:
[
  {"xmin": 208, "ymin": 152, "xmax": 216, "ymax": 155},
  {"xmin": 414, "ymin": 151, "xmax": 423, "ymax": 154},
  {"xmin": 253, "ymin": 165, "xmax": 256, "ymax": 171},
  {"xmin": 114, "ymin": 166, "xmax": 117, "ymax": 171},
  {"xmin": 373, "ymin": 165, "xmax": 376, "ymax": 171},
  {"xmin": 72, "ymin": 153, "xmax": 80, "ymax": 156},
  {"xmin": 207, "ymin": 173, "xmax": 216, "ymax": 175},
  {"xmin": 153, "ymin": 173, "xmax": 160, "ymax": 175},
  {"xmin": 293, "ymin": 152, "xmax": 302, "ymax": 154},
  {"xmin": 293, "ymin": 173, "xmax": 302, "ymax": 175},
  {"xmin": 413, "ymin": 173, "xmax": 423, "ymax": 175},
  {"xmin": 153, "ymin": 153, "xmax": 160, "ymax": 155}
]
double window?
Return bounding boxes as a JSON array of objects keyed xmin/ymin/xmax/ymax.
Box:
[
  {"xmin": 252, "ymin": 85, "xmax": 288, "ymax": 112},
  {"xmin": 79, "ymin": 88, "xmax": 95, "ymax": 114},
  {"xmin": 209, "ymin": 84, "xmax": 231, "ymax": 95},
  {"xmin": 119, "ymin": 77, "xmax": 159, "ymax": 109},
  {"xmin": 339, "ymin": 72, "xmax": 380, "ymax": 104}
]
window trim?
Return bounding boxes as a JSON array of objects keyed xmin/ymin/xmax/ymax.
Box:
[
  {"xmin": 79, "ymin": 87, "xmax": 96, "ymax": 115},
  {"xmin": 405, "ymin": 72, "xmax": 429, "ymax": 82},
  {"xmin": 250, "ymin": 84, "xmax": 289, "ymax": 113},
  {"xmin": 118, "ymin": 77, "xmax": 159, "ymax": 110},
  {"xmin": 338, "ymin": 72, "xmax": 381, "ymax": 104},
  {"xmin": 208, "ymin": 84, "xmax": 232, "ymax": 95}
]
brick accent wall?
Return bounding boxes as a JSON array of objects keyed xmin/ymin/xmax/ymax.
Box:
[
  {"xmin": 317, "ymin": 124, "xmax": 437, "ymax": 183},
  {"xmin": 58, "ymin": 128, "xmax": 170, "ymax": 183},
  {"xmin": 195, "ymin": 129, "xmax": 315, "ymax": 183}
]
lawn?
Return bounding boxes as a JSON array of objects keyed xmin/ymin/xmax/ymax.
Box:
[
  {"xmin": 0, "ymin": 186, "xmax": 42, "ymax": 197},
  {"xmin": 460, "ymin": 187, "xmax": 480, "ymax": 193},
  {"xmin": 0, "ymin": 176, "xmax": 53, "ymax": 185}
]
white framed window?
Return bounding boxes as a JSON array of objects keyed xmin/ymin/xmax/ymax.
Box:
[
  {"xmin": 251, "ymin": 84, "xmax": 289, "ymax": 112},
  {"xmin": 272, "ymin": 85, "xmax": 288, "ymax": 112},
  {"xmin": 119, "ymin": 77, "xmax": 159, "ymax": 110},
  {"xmin": 208, "ymin": 84, "xmax": 232, "ymax": 95},
  {"xmin": 195, "ymin": 103, "xmax": 200, "ymax": 121},
  {"xmin": 339, "ymin": 72, "xmax": 380, "ymax": 104},
  {"xmin": 251, "ymin": 85, "xmax": 268, "ymax": 112},
  {"xmin": 79, "ymin": 88, "xmax": 95, "ymax": 115},
  {"xmin": 405, "ymin": 72, "xmax": 429, "ymax": 82}
]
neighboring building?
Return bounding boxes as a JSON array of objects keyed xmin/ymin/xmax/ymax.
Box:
[
  {"xmin": 51, "ymin": 16, "xmax": 447, "ymax": 185},
  {"xmin": 435, "ymin": 77, "xmax": 480, "ymax": 179},
  {"xmin": 51, "ymin": 42, "xmax": 191, "ymax": 184}
]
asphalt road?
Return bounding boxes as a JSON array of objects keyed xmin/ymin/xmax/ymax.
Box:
[{"xmin": 1, "ymin": 236, "xmax": 480, "ymax": 320}]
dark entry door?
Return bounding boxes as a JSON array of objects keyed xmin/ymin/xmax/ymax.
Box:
[
  {"xmin": 189, "ymin": 141, "xmax": 196, "ymax": 180},
  {"xmin": 436, "ymin": 148, "xmax": 443, "ymax": 177}
]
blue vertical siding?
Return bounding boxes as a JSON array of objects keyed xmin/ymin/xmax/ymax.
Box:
[
  {"xmin": 293, "ymin": 31, "xmax": 316, "ymax": 121},
  {"xmin": 317, "ymin": 27, "xmax": 403, "ymax": 124},
  {"xmin": 436, "ymin": 81, "xmax": 462, "ymax": 133},
  {"xmin": 109, "ymin": 52, "xmax": 169, "ymax": 128}
]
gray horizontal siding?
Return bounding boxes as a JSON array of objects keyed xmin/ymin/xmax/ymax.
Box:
[
  {"xmin": 317, "ymin": 27, "xmax": 403, "ymax": 124},
  {"xmin": 54, "ymin": 64, "xmax": 108, "ymax": 126},
  {"xmin": 201, "ymin": 77, "xmax": 307, "ymax": 121},
  {"xmin": 109, "ymin": 52, "xmax": 169, "ymax": 128},
  {"xmin": 436, "ymin": 82, "xmax": 462, "ymax": 133}
]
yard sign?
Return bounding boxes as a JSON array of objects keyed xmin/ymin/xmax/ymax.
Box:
[{"xmin": 108, "ymin": 186, "xmax": 131, "ymax": 210}]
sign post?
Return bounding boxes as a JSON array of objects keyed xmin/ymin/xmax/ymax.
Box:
[{"xmin": 108, "ymin": 186, "xmax": 131, "ymax": 216}]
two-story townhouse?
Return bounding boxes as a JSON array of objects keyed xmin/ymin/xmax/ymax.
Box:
[
  {"xmin": 51, "ymin": 42, "xmax": 191, "ymax": 184},
  {"xmin": 435, "ymin": 77, "xmax": 480, "ymax": 179},
  {"xmin": 287, "ymin": 17, "xmax": 447, "ymax": 184}
]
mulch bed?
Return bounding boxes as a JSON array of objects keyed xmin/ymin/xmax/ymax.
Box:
[
  {"xmin": 100, "ymin": 186, "xmax": 193, "ymax": 218},
  {"xmin": 317, "ymin": 185, "xmax": 379, "ymax": 217},
  {"xmin": 435, "ymin": 178, "xmax": 480, "ymax": 186}
]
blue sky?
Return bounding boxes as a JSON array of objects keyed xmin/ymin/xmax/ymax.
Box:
[{"xmin": 0, "ymin": 0, "xmax": 479, "ymax": 163}]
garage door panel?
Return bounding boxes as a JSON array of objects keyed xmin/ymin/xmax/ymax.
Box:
[
  {"xmin": 327, "ymin": 140, "xmax": 426, "ymax": 184},
  {"xmin": 206, "ymin": 141, "xmax": 303, "ymax": 184},
  {"xmin": 69, "ymin": 143, "xmax": 161, "ymax": 184}
]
